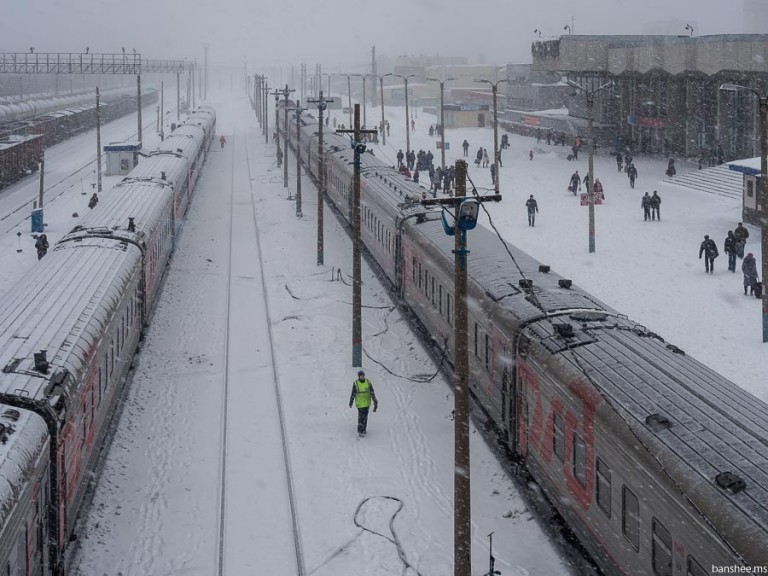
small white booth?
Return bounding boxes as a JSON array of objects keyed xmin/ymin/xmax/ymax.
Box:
[{"xmin": 104, "ymin": 141, "xmax": 141, "ymax": 176}]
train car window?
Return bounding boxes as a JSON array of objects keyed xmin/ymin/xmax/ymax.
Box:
[
  {"xmin": 16, "ymin": 526, "xmax": 27, "ymax": 576},
  {"xmin": 622, "ymin": 485, "xmax": 640, "ymax": 551},
  {"xmin": 474, "ymin": 323, "xmax": 479, "ymax": 358},
  {"xmin": 431, "ymin": 277, "xmax": 436, "ymax": 306},
  {"xmin": 573, "ymin": 433, "xmax": 587, "ymax": 486},
  {"xmin": 418, "ymin": 262, "xmax": 422, "ymax": 290},
  {"xmin": 439, "ymin": 285, "xmax": 443, "ymax": 315},
  {"xmin": 424, "ymin": 270, "xmax": 429, "ymax": 297},
  {"xmin": 596, "ymin": 458, "xmax": 612, "ymax": 517},
  {"xmin": 484, "ymin": 334, "xmax": 491, "ymax": 371},
  {"xmin": 447, "ymin": 294, "xmax": 452, "ymax": 326},
  {"xmin": 686, "ymin": 556, "xmax": 707, "ymax": 576},
  {"xmin": 412, "ymin": 257, "xmax": 417, "ymax": 284},
  {"xmin": 652, "ymin": 518, "xmax": 672, "ymax": 576},
  {"xmin": 553, "ymin": 414, "xmax": 565, "ymax": 461}
]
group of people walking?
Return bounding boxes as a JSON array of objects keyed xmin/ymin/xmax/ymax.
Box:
[
  {"xmin": 641, "ymin": 191, "xmax": 662, "ymax": 221},
  {"xmin": 699, "ymin": 222, "xmax": 760, "ymax": 297}
]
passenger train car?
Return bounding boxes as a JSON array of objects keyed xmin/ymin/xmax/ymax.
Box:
[
  {"xmin": 279, "ymin": 108, "xmax": 768, "ymax": 575},
  {"xmin": 0, "ymin": 105, "xmax": 215, "ymax": 575}
]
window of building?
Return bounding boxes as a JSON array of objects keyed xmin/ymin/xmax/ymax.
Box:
[
  {"xmin": 622, "ymin": 485, "xmax": 640, "ymax": 551},
  {"xmin": 573, "ymin": 433, "xmax": 586, "ymax": 486},
  {"xmin": 652, "ymin": 518, "xmax": 672, "ymax": 576},
  {"xmin": 596, "ymin": 458, "xmax": 611, "ymax": 516},
  {"xmin": 553, "ymin": 413, "xmax": 564, "ymax": 461}
]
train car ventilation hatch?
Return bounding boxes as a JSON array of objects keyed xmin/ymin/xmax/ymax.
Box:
[
  {"xmin": 645, "ymin": 413, "xmax": 671, "ymax": 431},
  {"xmin": 2, "ymin": 409, "xmax": 20, "ymax": 421},
  {"xmin": 570, "ymin": 311, "xmax": 608, "ymax": 323},
  {"xmin": 715, "ymin": 471, "xmax": 746, "ymax": 494}
]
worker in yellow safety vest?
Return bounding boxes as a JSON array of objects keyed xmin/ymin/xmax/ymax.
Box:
[{"xmin": 349, "ymin": 370, "xmax": 378, "ymax": 437}]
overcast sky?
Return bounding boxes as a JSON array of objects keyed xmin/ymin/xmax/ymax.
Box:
[{"xmin": 0, "ymin": 0, "xmax": 746, "ymax": 72}]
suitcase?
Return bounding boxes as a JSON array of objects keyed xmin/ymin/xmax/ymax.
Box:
[
  {"xmin": 754, "ymin": 282, "xmax": 763, "ymax": 299},
  {"xmin": 567, "ymin": 154, "xmax": 574, "ymax": 161}
]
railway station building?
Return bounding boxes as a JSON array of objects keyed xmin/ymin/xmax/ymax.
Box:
[{"xmin": 527, "ymin": 34, "xmax": 768, "ymax": 161}]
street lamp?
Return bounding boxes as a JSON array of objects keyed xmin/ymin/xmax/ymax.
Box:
[
  {"xmin": 474, "ymin": 78, "xmax": 508, "ymax": 194},
  {"xmin": 720, "ymin": 82, "xmax": 768, "ymax": 342},
  {"xmin": 367, "ymin": 74, "xmax": 388, "ymax": 146},
  {"xmin": 351, "ymin": 74, "xmax": 368, "ymax": 127},
  {"xmin": 384, "ymin": 73, "xmax": 416, "ymax": 155},
  {"xmin": 568, "ymin": 78, "xmax": 614, "ymax": 254},
  {"xmin": 427, "ymin": 77, "xmax": 455, "ymax": 171}
]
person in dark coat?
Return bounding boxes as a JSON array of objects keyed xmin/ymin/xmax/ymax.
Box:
[
  {"xmin": 88, "ymin": 192, "xmax": 99, "ymax": 209},
  {"xmin": 569, "ymin": 171, "xmax": 581, "ymax": 195},
  {"xmin": 734, "ymin": 222, "xmax": 749, "ymax": 258},
  {"xmin": 475, "ymin": 147, "xmax": 483, "ymax": 167},
  {"xmin": 396, "ymin": 149, "xmax": 404, "ymax": 168},
  {"xmin": 525, "ymin": 194, "xmax": 539, "ymax": 226},
  {"xmin": 615, "ymin": 152, "xmax": 623, "ymax": 172},
  {"xmin": 641, "ymin": 192, "xmax": 651, "ymax": 221},
  {"xmin": 742, "ymin": 252, "xmax": 759, "ymax": 295},
  {"xmin": 35, "ymin": 234, "xmax": 49, "ymax": 260},
  {"xmin": 699, "ymin": 234, "xmax": 719, "ymax": 274},
  {"xmin": 724, "ymin": 231, "xmax": 738, "ymax": 272},
  {"xmin": 627, "ymin": 164, "xmax": 638, "ymax": 188},
  {"xmin": 490, "ymin": 163, "xmax": 497, "ymax": 185},
  {"xmin": 462, "ymin": 139, "xmax": 469, "ymax": 156},
  {"xmin": 593, "ymin": 178, "xmax": 604, "ymax": 200},
  {"xmin": 666, "ymin": 158, "xmax": 676, "ymax": 177},
  {"xmin": 650, "ymin": 191, "xmax": 661, "ymax": 221}
]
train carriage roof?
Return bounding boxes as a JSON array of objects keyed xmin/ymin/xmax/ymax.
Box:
[
  {"xmin": 127, "ymin": 153, "xmax": 189, "ymax": 189},
  {"xmin": 60, "ymin": 179, "xmax": 174, "ymax": 245},
  {"xmin": 0, "ymin": 239, "xmax": 142, "ymax": 402},
  {"xmin": 526, "ymin": 312, "xmax": 768, "ymax": 557}
]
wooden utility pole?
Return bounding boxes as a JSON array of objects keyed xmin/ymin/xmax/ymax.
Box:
[
  {"xmin": 38, "ymin": 155, "xmax": 45, "ymax": 210},
  {"xmin": 176, "ymin": 72, "xmax": 181, "ymax": 122},
  {"xmin": 96, "ymin": 86, "xmax": 102, "ymax": 193},
  {"xmin": 419, "ymin": 163, "xmax": 502, "ymax": 576},
  {"xmin": 295, "ymin": 101, "xmax": 303, "ymax": 217},
  {"xmin": 263, "ymin": 80, "xmax": 269, "ymax": 144},
  {"xmin": 308, "ymin": 91, "xmax": 334, "ymax": 265},
  {"xmin": 160, "ymin": 81, "xmax": 164, "ymax": 140},
  {"xmin": 337, "ymin": 105, "xmax": 377, "ymax": 367},
  {"xmin": 137, "ymin": 74, "xmax": 142, "ymax": 146},
  {"xmin": 279, "ymin": 84, "xmax": 295, "ymax": 190}
]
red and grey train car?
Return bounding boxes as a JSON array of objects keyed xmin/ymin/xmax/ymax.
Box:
[
  {"xmin": 0, "ymin": 105, "xmax": 215, "ymax": 575},
  {"xmin": 280, "ymin": 109, "xmax": 768, "ymax": 574}
]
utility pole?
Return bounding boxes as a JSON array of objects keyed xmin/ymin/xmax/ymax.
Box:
[
  {"xmin": 38, "ymin": 154, "xmax": 44, "ymax": 211},
  {"xmin": 337, "ymin": 105, "xmax": 377, "ymax": 367},
  {"xmin": 308, "ymin": 90, "xmax": 334, "ymax": 265},
  {"xmin": 176, "ymin": 72, "xmax": 181, "ymax": 123},
  {"xmin": 160, "ymin": 81, "xmax": 165, "ymax": 140},
  {"xmin": 428, "ymin": 77, "xmax": 455, "ymax": 171},
  {"xmin": 279, "ymin": 84, "xmax": 295, "ymax": 190},
  {"xmin": 203, "ymin": 44, "xmax": 209, "ymax": 100},
  {"xmin": 347, "ymin": 75, "xmax": 353, "ymax": 127},
  {"xmin": 370, "ymin": 46, "xmax": 378, "ymax": 108},
  {"xmin": 378, "ymin": 75, "xmax": 386, "ymax": 146},
  {"xmin": 96, "ymin": 86, "xmax": 102, "ymax": 193},
  {"xmin": 385, "ymin": 73, "xmax": 415, "ymax": 154},
  {"xmin": 568, "ymin": 79, "xmax": 614, "ymax": 253},
  {"xmin": 420, "ymin": 163, "xmax": 502, "ymax": 576},
  {"xmin": 271, "ymin": 89, "xmax": 281, "ymax": 162},
  {"xmin": 295, "ymin": 101, "xmax": 304, "ymax": 217},
  {"xmin": 137, "ymin": 74, "xmax": 143, "ymax": 146},
  {"xmin": 475, "ymin": 79, "xmax": 508, "ymax": 195},
  {"xmin": 263, "ymin": 80, "xmax": 269, "ymax": 144}
]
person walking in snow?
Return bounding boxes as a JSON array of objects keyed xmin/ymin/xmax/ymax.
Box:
[
  {"xmin": 526, "ymin": 194, "xmax": 539, "ymax": 226},
  {"xmin": 88, "ymin": 192, "xmax": 99, "ymax": 210},
  {"xmin": 615, "ymin": 151, "xmax": 623, "ymax": 172},
  {"xmin": 396, "ymin": 149, "xmax": 404, "ymax": 169},
  {"xmin": 627, "ymin": 163, "xmax": 638, "ymax": 188},
  {"xmin": 569, "ymin": 171, "xmax": 581, "ymax": 195},
  {"xmin": 724, "ymin": 230, "xmax": 738, "ymax": 272},
  {"xmin": 462, "ymin": 139, "xmax": 469, "ymax": 157},
  {"xmin": 482, "ymin": 148, "xmax": 489, "ymax": 168},
  {"xmin": 219, "ymin": 135, "xmax": 226, "ymax": 148},
  {"xmin": 475, "ymin": 147, "xmax": 483, "ymax": 167},
  {"xmin": 349, "ymin": 369, "xmax": 378, "ymax": 437},
  {"xmin": 742, "ymin": 252, "xmax": 759, "ymax": 295},
  {"xmin": 641, "ymin": 192, "xmax": 651, "ymax": 221},
  {"xmin": 699, "ymin": 235, "xmax": 719, "ymax": 274},
  {"xmin": 650, "ymin": 190, "xmax": 661, "ymax": 221},
  {"xmin": 666, "ymin": 158, "xmax": 676, "ymax": 177},
  {"xmin": 35, "ymin": 233, "xmax": 49, "ymax": 260},
  {"xmin": 490, "ymin": 163, "xmax": 497, "ymax": 186},
  {"xmin": 734, "ymin": 222, "xmax": 749, "ymax": 258}
]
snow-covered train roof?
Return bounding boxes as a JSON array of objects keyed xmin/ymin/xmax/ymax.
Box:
[
  {"xmin": 0, "ymin": 239, "xmax": 142, "ymax": 402},
  {"xmin": 60, "ymin": 180, "xmax": 174, "ymax": 245},
  {"xmin": 527, "ymin": 314, "xmax": 768, "ymax": 558},
  {"xmin": 0, "ymin": 407, "xmax": 48, "ymax": 534},
  {"xmin": 126, "ymin": 153, "xmax": 189, "ymax": 190},
  {"xmin": 155, "ymin": 131, "xmax": 204, "ymax": 160}
]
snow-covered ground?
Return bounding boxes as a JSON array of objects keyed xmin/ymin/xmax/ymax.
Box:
[{"xmin": 0, "ymin": 87, "xmax": 765, "ymax": 575}]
